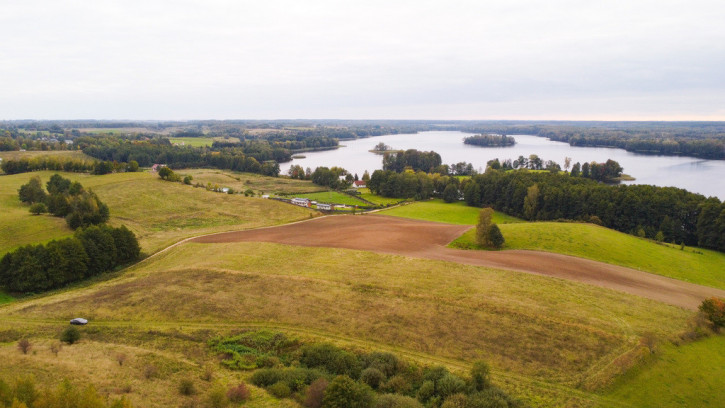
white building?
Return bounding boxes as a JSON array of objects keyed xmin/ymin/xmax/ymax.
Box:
[
  {"xmin": 291, "ymin": 197, "xmax": 311, "ymax": 207},
  {"xmin": 317, "ymin": 203, "xmax": 334, "ymax": 211}
]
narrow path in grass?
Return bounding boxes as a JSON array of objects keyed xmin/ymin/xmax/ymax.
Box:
[{"xmin": 191, "ymin": 214, "xmax": 725, "ymax": 310}]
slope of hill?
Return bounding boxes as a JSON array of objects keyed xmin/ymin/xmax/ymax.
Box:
[
  {"xmin": 378, "ymin": 200, "xmax": 725, "ymax": 290},
  {"xmin": 0, "ymin": 171, "xmax": 316, "ymax": 256}
]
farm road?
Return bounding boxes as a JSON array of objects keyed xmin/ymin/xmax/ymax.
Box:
[{"xmin": 191, "ymin": 215, "xmax": 725, "ymax": 310}]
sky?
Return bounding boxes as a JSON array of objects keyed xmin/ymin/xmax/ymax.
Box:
[{"xmin": 1, "ymin": 0, "xmax": 724, "ymax": 120}]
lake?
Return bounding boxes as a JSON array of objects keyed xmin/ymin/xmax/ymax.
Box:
[{"xmin": 280, "ymin": 131, "xmax": 725, "ymax": 199}]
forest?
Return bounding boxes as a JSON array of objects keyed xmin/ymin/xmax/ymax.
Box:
[
  {"xmin": 0, "ymin": 225, "xmax": 140, "ymax": 292},
  {"xmin": 463, "ymin": 134, "xmax": 516, "ymax": 147},
  {"xmin": 367, "ymin": 150, "xmax": 725, "ymax": 251}
]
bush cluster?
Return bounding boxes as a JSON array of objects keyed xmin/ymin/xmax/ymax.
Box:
[
  {"xmin": 18, "ymin": 174, "xmax": 109, "ymax": 229},
  {"xmin": 225, "ymin": 333, "xmax": 523, "ymax": 408},
  {"xmin": 0, "ymin": 225, "xmax": 140, "ymax": 293}
]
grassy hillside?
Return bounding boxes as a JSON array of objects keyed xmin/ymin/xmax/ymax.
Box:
[
  {"xmin": 0, "ymin": 241, "xmax": 691, "ymax": 407},
  {"xmin": 604, "ymin": 335, "xmax": 725, "ymax": 407},
  {"xmin": 378, "ymin": 200, "xmax": 725, "ymax": 290},
  {"xmin": 357, "ymin": 188, "xmax": 407, "ymax": 206},
  {"xmin": 181, "ymin": 169, "xmax": 327, "ymax": 195},
  {"xmin": 0, "ymin": 171, "xmax": 315, "ymax": 255},
  {"xmin": 380, "ymin": 199, "xmax": 523, "ymax": 225},
  {"xmin": 0, "ymin": 332, "xmax": 297, "ymax": 408},
  {"xmin": 452, "ymin": 223, "xmax": 725, "ymax": 290}
]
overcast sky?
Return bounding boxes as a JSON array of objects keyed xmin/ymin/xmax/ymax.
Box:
[{"xmin": 1, "ymin": 0, "xmax": 724, "ymax": 120}]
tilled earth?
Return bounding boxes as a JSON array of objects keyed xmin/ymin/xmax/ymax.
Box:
[{"xmin": 192, "ymin": 214, "xmax": 725, "ymax": 310}]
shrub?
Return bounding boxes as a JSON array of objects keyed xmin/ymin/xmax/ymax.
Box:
[
  {"xmin": 13, "ymin": 376, "xmax": 37, "ymax": 406},
  {"xmin": 201, "ymin": 365, "xmax": 214, "ymax": 382},
  {"xmin": 299, "ymin": 343, "xmax": 361, "ymax": 378},
  {"xmin": 207, "ymin": 383, "xmax": 229, "ymax": 408},
  {"xmin": 268, "ymin": 381, "xmax": 291, "ymax": 399},
  {"xmin": 467, "ymin": 388, "xmax": 520, "ymax": 408},
  {"xmin": 699, "ymin": 297, "xmax": 725, "ymax": 329},
  {"xmin": 321, "ymin": 375, "xmax": 373, "ymax": 408},
  {"xmin": 381, "ymin": 375, "xmax": 411, "ymax": 395},
  {"xmin": 60, "ymin": 326, "xmax": 80, "ymax": 344},
  {"xmin": 487, "ymin": 224, "xmax": 505, "ymax": 249},
  {"xmin": 361, "ymin": 352, "xmax": 400, "ymax": 378},
  {"xmin": 250, "ymin": 368, "xmax": 284, "ymax": 387},
  {"xmin": 17, "ymin": 339, "xmax": 31, "ymax": 354},
  {"xmin": 304, "ymin": 378, "xmax": 328, "ymax": 408},
  {"xmin": 374, "ymin": 394, "xmax": 423, "ymax": 408},
  {"xmin": 29, "ymin": 203, "xmax": 47, "ymax": 215},
  {"xmin": 360, "ymin": 367, "xmax": 385, "ymax": 389},
  {"xmin": 282, "ymin": 368, "xmax": 325, "ymax": 392},
  {"xmin": 143, "ymin": 364, "xmax": 159, "ymax": 379},
  {"xmin": 441, "ymin": 393, "xmax": 468, "ymax": 408},
  {"xmin": 179, "ymin": 379, "xmax": 196, "ymax": 396},
  {"xmin": 437, "ymin": 374, "xmax": 466, "ymax": 399},
  {"xmin": 50, "ymin": 342, "xmax": 62, "ymax": 356},
  {"xmin": 416, "ymin": 380, "xmax": 435, "ymax": 403},
  {"xmin": 226, "ymin": 383, "xmax": 250, "ymax": 403},
  {"xmin": 470, "ymin": 361, "xmax": 491, "ymax": 392}
]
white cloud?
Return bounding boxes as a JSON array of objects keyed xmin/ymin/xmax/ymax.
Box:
[{"xmin": 1, "ymin": 0, "xmax": 724, "ymax": 119}]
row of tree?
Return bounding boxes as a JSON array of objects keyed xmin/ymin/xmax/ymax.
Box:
[
  {"xmin": 487, "ymin": 155, "xmax": 624, "ymax": 182},
  {"xmin": 0, "ymin": 225, "xmax": 140, "ymax": 292},
  {"xmin": 461, "ymin": 170, "xmax": 724, "ymax": 250},
  {"xmin": 368, "ymin": 170, "xmax": 461, "ymax": 201},
  {"xmin": 18, "ymin": 175, "xmax": 110, "ymax": 229},
  {"xmin": 463, "ymin": 134, "xmax": 516, "ymax": 147},
  {"xmin": 78, "ymin": 137, "xmax": 282, "ymax": 176},
  {"xmin": 366, "ymin": 150, "xmax": 723, "ymax": 251},
  {"xmin": 382, "ymin": 150, "xmax": 443, "ymax": 173}
]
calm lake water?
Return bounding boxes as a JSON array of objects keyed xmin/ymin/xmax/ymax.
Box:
[{"xmin": 280, "ymin": 131, "xmax": 725, "ymax": 199}]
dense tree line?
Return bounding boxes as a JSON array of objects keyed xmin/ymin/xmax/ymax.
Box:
[
  {"xmin": 0, "ymin": 225, "xmax": 140, "ymax": 293},
  {"xmin": 310, "ymin": 166, "xmax": 352, "ymax": 190},
  {"xmin": 487, "ymin": 155, "xmax": 623, "ymax": 182},
  {"xmin": 78, "ymin": 137, "xmax": 281, "ymax": 176},
  {"xmin": 382, "ymin": 150, "xmax": 442, "ymax": 173},
  {"xmin": 1, "ymin": 156, "xmax": 97, "ymax": 174},
  {"xmin": 463, "ymin": 134, "xmax": 516, "ymax": 147},
  {"xmin": 368, "ymin": 170, "xmax": 460, "ymax": 201},
  {"xmin": 0, "ymin": 128, "xmax": 74, "ymax": 152},
  {"xmin": 462, "ymin": 170, "xmax": 724, "ymax": 250},
  {"xmin": 18, "ymin": 175, "xmax": 110, "ymax": 229}
]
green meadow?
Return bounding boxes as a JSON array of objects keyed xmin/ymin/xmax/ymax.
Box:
[
  {"xmin": 379, "ymin": 199, "xmax": 522, "ymax": 224},
  {"xmin": 452, "ymin": 222, "xmax": 725, "ymax": 290},
  {"xmin": 604, "ymin": 335, "xmax": 725, "ymax": 407}
]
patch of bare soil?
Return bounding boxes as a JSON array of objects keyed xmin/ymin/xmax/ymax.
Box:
[{"xmin": 192, "ymin": 215, "xmax": 725, "ymax": 309}]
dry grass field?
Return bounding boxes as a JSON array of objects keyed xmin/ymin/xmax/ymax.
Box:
[{"xmin": 0, "ymin": 241, "xmax": 693, "ymax": 407}]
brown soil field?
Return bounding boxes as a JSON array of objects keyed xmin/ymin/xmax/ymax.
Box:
[{"xmin": 191, "ymin": 214, "xmax": 725, "ymax": 310}]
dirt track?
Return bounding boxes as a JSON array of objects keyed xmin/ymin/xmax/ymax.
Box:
[{"xmin": 192, "ymin": 215, "xmax": 725, "ymax": 310}]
